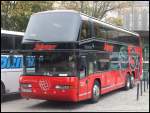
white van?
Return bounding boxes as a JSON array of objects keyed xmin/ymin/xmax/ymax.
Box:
[{"xmin": 1, "ymin": 30, "xmax": 24, "ymax": 99}]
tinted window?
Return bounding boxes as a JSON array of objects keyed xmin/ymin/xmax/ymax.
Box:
[
  {"xmin": 78, "ymin": 56, "xmax": 87, "ymax": 78},
  {"xmin": 93, "ymin": 22, "xmax": 107, "ymax": 39},
  {"xmin": 80, "ymin": 20, "xmax": 91, "ymax": 40},
  {"xmin": 108, "ymin": 43, "xmax": 128, "ymax": 70},
  {"xmin": 109, "ymin": 52, "xmax": 120, "ymax": 70},
  {"xmin": 118, "ymin": 32, "xmax": 140, "ymax": 46},
  {"xmin": 1, "ymin": 36, "xmax": 7, "ymax": 50},
  {"xmin": 1, "ymin": 35, "xmax": 23, "ymax": 51},
  {"xmin": 1, "ymin": 35, "xmax": 22, "ymax": 50},
  {"xmin": 14, "ymin": 37, "xmax": 23, "ymax": 49},
  {"xmin": 24, "ymin": 51, "xmax": 77, "ymax": 76},
  {"xmin": 23, "ymin": 12, "xmax": 81, "ymax": 43},
  {"xmin": 1, "ymin": 36, "xmax": 14, "ymax": 50},
  {"xmin": 107, "ymin": 28, "xmax": 140, "ymax": 46},
  {"xmin": 87, "ymin": 53, "xmax": 96, "ymax": 74},
  {"xmin": 88, "ymin": 62, "xmax": 94, "ymax": 74},
  {"xmin": 107, "ymin": 28, "xmax": 118, "ymax": 40},
  {"xmin": 96, "ymin": 52, "xmax": 109, "ymax": 71}
]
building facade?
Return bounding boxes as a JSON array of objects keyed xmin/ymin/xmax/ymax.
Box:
[{"xmin": 121, "ymin": 1, "xmax": 149, "ymax": 31}]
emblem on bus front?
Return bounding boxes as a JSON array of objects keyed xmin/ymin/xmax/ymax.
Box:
[{"xmin": 39, "ymin": 80, "xmax": 49, "ymax": 91}]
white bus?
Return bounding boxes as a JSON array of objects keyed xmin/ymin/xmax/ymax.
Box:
[{"xmin": 1, "ymin": 30, "xmax": 24, "ymax": 99}]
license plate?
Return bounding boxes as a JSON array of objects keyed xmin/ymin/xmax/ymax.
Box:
[{"xmin": 21, "ymin": 88, "xmax": 32, "ymax": 93}]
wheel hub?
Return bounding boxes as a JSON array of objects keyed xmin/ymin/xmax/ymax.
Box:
[{"xmin": 93, "ymin": 85, "xmax": 99, "ymax": 97}]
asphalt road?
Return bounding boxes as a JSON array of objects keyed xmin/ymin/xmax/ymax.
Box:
[{"xmin": 1, "ymin": 87, "xmax": 149, "ymax": 112}]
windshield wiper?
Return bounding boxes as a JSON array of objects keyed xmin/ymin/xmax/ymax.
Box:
[{"xmin": 25, "ymin": 39, "xmax": 44, "ymax": 42}]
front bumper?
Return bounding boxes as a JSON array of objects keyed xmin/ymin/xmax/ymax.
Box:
[{"xmin": 20, "ymin": 88, "xmax": 78, "ymax": 102}]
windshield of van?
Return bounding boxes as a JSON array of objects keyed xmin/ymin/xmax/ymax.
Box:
[{"xmin": 22, "ymin": 12, "xmax": 81, "ymax": 43}]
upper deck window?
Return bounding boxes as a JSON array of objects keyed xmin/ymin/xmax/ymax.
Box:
[
  {"xmin": 80, "ymin": 20, "xmax": 91, "ymax": 40},
  {"xmin": 107, "ymin": 28, "xmax": 140, "ymax": 46},
  {"xmin": 23, "ymin": 12, "xmax": 81, "ymax": 43},
  {"xmin": 93, "ymin": 22, "xmax": 107, "ymax": 39}
]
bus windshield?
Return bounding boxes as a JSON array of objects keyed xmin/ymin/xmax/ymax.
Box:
[
  {"xmin": 23, "ymin": 51, "xmax": 77, "ymax": 76},
  {"xmin": 22, "ymin": 11, "xmax": 81, "ymax": 43}
]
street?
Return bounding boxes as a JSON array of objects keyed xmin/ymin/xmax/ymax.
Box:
[{"xmin": 1, "ymin": 87, "xmax": 149, "ymax": 112}]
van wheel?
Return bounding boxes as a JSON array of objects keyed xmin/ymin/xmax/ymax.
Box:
[
  {"xmin": 130, "ymin": 75, "xmax": 135, "ymax": 89},
  {"xmin": 1, "ymin": 84, "xmax": 5, "ymax": 102},
  {"xmin": 90, "ymin": 81, "xmax": 100, "ymax": 103},
  {"xmin": 124, "ymin": 75, "xmax": 131, "ymax": 90}
]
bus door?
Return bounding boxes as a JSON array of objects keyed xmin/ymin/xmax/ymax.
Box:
[{"xmin": 78, "ymin": 56, "xmax": 89, "ymax": 101}]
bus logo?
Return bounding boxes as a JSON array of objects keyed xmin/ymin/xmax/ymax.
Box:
[{"xmin": 39, "ymin": 80, "xmax": 49, "ymax": 91}]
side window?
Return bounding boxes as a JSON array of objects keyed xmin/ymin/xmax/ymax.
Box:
[
  {"xmin": 1, "ymin": 36, "xmax": 14, "ymax": 50},
  {"xmin": 97, "ymin": 61, "xmax": 109, "ymax": 71},
  {"xmin": 131, "ymin": 36, "xmax": 140, "ymax": 46},
  {"xmin": 107, "ymin": 30, "xmax": 140, "ymax": 46},
  {"xmin": 96, "ymin": 53, "xmax": 109, "ymax": 71},
  {"xmin": 93, "ymin": 22, "xmax": 107, "ymax": 39},
  {"xmin": 88, "ymin": 62, "xmax": 94, "ymax": 74},
  {"xmin": 109, "ymin": 52, "xmax": 120, "ymax": 70},
  {"xmin": 78, "ymin": 56, "xmax": 87, "ymax": 78},
  {"xmin": 107, "ymin": 28, "xmax": 118, "ymax": 41},
  {"xmin": 80, "ymin": 20, "xmax": 91, "ymax": 40},
  {"xmin": 1, "ymin": 36, "xmax": 6, "ymax": 50},
  {"xmin": 87, "ymin": 53, "xmax": 96, "ymax": 74},
  {"xmin": 118, "ymin": 46, "xmax": 128, "ymax": 69},
  {"xmin": 124, "ymin": 33, "xmax": 140, "ymax": 46},
  {"xmin": 14, "ymin": 37, "xmax": 23, "ymax": 50}
]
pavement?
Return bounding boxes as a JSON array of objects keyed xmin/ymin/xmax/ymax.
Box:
[{"xmin": 1, "ymin": 87, "xmax": 149, "ymax": 112}]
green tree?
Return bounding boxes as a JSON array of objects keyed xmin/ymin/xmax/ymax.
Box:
[
  {"xmin": 1, "ymin": 1, "xmax": 130, "ymax": 31},
  {"xmin": 1, "ymin": 1, "xmax": 55, "ymax": 32},
  {"xmin": 57, "ymin": 1, "xmax": 130, "ymax": 19},
  {"xmin": 105, "ymin": 17, "xmax": 123, "ymax": 26}
]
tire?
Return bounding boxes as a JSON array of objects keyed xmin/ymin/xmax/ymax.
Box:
[
  {"xmin": 1, "ymin": 84, "xmax": 5, "ymax": 102},
  {"xmin": 130, "ymin": 75, "xmax": 135, "ymax": 89},
  {"xmin": 124, "ymin": 75, "xmax": 131, "ymax": 90},
  {"xmin": 90, "ymin": 81, "xmax": 100, "ymax": 103}
]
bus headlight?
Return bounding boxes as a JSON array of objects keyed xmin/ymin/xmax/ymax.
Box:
[
  {"xmin": 21, "ymin": 83, "xmax": 32, "ymax": 88},
  {"xmin": 20, "ymin": 83, "xmax": 32, "ymax": 92},
  {"xmin": 55, "ymin": 85, "xmax": 72, "ymax": 90}
]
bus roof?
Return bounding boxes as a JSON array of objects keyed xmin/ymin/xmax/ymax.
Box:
[
  {"xmin": 33, "ymin": 10, "xmax": 79, "ymax": 15},
  {"xmin": 1, "ymin": 29, "xmax": 24, "ymax": 36},
  {"xmin": 33, "ymin": 10, "xmax": 139, "ymax": 37}
]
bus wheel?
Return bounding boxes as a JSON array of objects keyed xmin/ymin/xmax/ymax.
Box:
[
  {"xmin": 1, "ymin": 84, "xmax": 5, "ymax": 102},
  {"xmin": 130, "ymin": 75, "xmax": 135, "ymax": 89},
  {"xmin": 124, "ymin": 75, "xmax": 130, "ymax": 90},
  {"xmin": 90, "ymin": 81, "xmax": 100, "ymax": 103}
]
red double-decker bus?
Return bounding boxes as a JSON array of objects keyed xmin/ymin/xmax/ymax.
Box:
[{"xmin": 19, "ymin": 10, "xmax": 143, "ymax": 103}]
